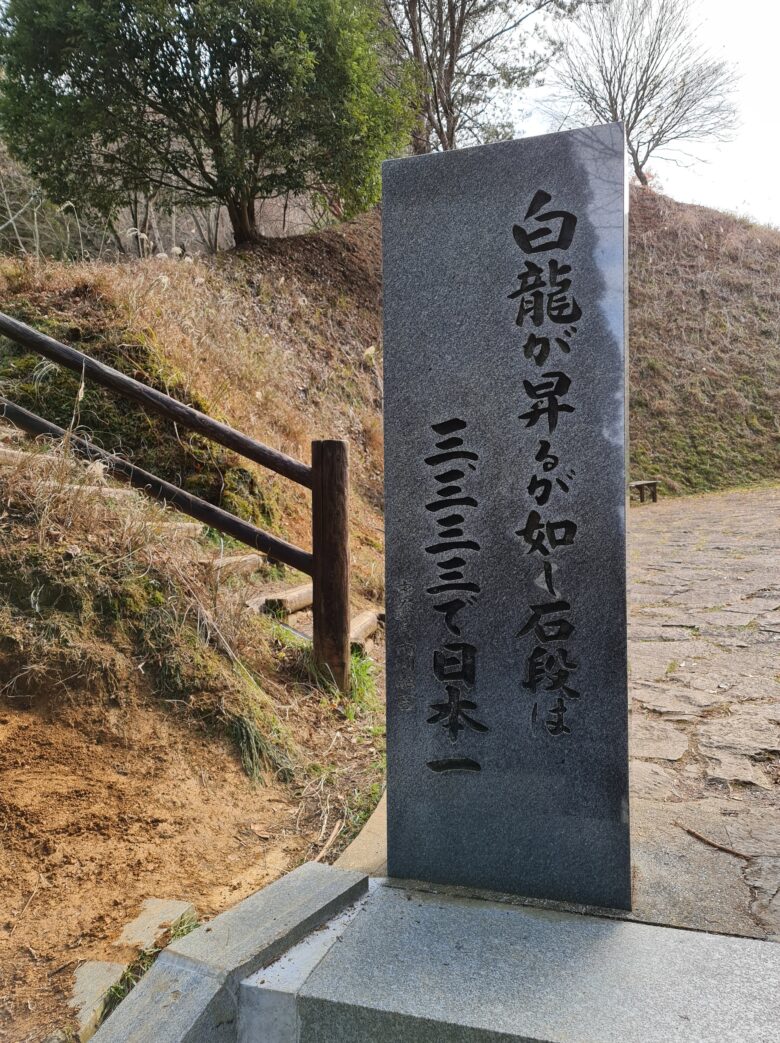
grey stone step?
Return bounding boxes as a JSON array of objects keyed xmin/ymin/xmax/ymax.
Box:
[
  {"xmin": 113, "ymin": 898, "xmax": 197, "ymax": 953},
  {"xmin": 0, "ymin": 447, "xmax": 135, "ymax": 498},
  {"xmin": 91, "ymin": 864, "xmax": 368, "ymax": 1043},
  {"xmin": 0, "ymin": 444, "xmax": 206, "ymax": 536}
]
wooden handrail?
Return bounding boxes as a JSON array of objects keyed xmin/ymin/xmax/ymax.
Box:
[
  {"xmin": 0, "ymin": 310, "xmax": 353, "ymax": 692},
  {"xmin": 312, "ymin": 440, "xmax": 351, "ymax": 692},
  {"xmin": 0, "ymin": 397, "xmax": 314, "ymax": 575},
  {"xmin": 0, "ymin": 311, "xmax": 313, "ymax": 488}
]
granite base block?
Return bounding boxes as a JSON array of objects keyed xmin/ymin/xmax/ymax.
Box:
[{"xmin": 242, "ymin": 882, "xmax": 780, "ymax": 1043}]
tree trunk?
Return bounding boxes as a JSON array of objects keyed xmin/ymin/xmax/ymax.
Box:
[
  {"xmin": 411, "ymin": 112, "xmax": 431, "ymax": 154},
  {"xmin": 634, "ymin": 164, "xmax": 649, "ymax": 186},
  {"xmin": 629, "ymin": 147, "xmax": 649, "ymax": 186},
  {"xmin": 227, "ymin": 197, "xmax": 259, "ymax": 246}
]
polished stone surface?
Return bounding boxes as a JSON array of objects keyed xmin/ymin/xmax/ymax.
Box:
[
  {"xmin": 290, "ymin": 884, "xmax": 780, "ymax": 1042},
  {"xmin": 382, "ymin": 124, "xmax": 630, "ymax": 908}
]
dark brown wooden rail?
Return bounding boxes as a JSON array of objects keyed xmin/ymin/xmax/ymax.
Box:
[
  {"xmin": 0, "ymin": 397, "xmax": 314, "ymax": 574},
  {"xmin": 0, "ymin": 311, "xmax": 312, "ymax": 488},
  {"xmin": 0, "ymin": 311, "xmax": 352, "ymax": 691},
  {"xmin": 312, "ymin": 441, "xmax": 351, "ymax": 696}
]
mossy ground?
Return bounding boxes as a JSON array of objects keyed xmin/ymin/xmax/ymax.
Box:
[{"xmin": 0, "ymin": 523, "xmax": 296, "ymax": 779}]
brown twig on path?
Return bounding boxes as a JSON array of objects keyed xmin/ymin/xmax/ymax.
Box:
[
  {"xmin": 314, "ymin": 818, "xmax": 344, "ymax": 863},
  {"xmin": 674, "ymin": 822, "xmax": 748, "ymax": 860},
  {"xmin": 10, "ymin": 875, "xmax": 42, "ymax": 935}
]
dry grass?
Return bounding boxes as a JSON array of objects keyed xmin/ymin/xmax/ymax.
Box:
[
  {"xmin": 0, "ymin": 213, "xmax": 386, "ymax": 592},
  {"xmin": 0, "ymin": 435, "xmax": 290, "ymax": 767},
  {"xmin": 3, "ymin": 188, "xmax": 778, "ymax": 508},
  {"xmin": 0, "ymin": 216, "xmax": 391, "ymax": 894},
  {"xmin": 629, "ymin": 187, "xmax": 780, "ymax": 491},
  {"xmin": 0, "ymin": 430, "xmax": 383, "ymax": 806},
  {"xmin": 0, "ymin": 438, "xmax": 388, "ymax": 977}
]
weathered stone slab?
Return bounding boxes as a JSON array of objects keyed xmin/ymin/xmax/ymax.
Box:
[
  {"xmin": 630, "ymin": 716, "xmax": 689, "ymax": 761},
  {"xmin": 629, "ymin": 801, "xmax": 762, "ymax": 938},
  {"xmin": 93, "ymin": 863, "xmax": 368, "ymax": 1043},
  {"xmin": 70, "ymin": 961, "xmax": 126, "ymax": 1042},
  {"xmin": 382, "ymin": 124, "xmax": 630, "ymax": 908},
  {"xmin": 294, "ymin": 884, "xmax": 780, "ymax": 1042},
  {"xmin": 114, "ymin": 898, "xmax": 196, "ymax": 952},
  {"xmin": 630, "ymin": 761, "xmax": 682, "ymax": 801},
  {"xmin": 743, "ymin": 857, "xmax": 780, "ymax": 941}
]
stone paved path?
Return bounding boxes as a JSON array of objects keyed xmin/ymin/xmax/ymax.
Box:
[
  {"xmin": 340, "ymin": 487, "xmax": 780, "ymax": 939},
  {"xmin": 628, "ymin": 486, "xmax": 779, "ymax": 939}
]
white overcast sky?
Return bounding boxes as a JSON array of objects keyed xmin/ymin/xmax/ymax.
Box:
[{"xmin": 518, "ymin": 0, "xmax": 780, "ymax": 228}]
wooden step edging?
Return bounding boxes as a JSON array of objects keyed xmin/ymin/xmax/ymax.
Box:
[
  {"xmin": 33, "ymin": 480, "xmax": 138, "ymax": 499},
  {"xmin": 272, "ymin": 607, "xmax": 381, "ymax": 653},
  {"xmin": 247, "ymin": 582, "xmax": 380, "ymax": 648},
  {"xmin": 349, "ymin": 610, "xmax": 380, "ymax": 650},
  {"xmin": 0, "ymin": 397, "xmax": 312, "ymax": 575},
  {"xmin": 0, "ymin": 445, "xmax": 56, "ymax": 466},
  {"xmin": 198, "ymin": 552, "xmax": 268, "ymax": 577},
  {"xmin": 247, "ymin": 582, "xmax": 314, "ymax": 616}
]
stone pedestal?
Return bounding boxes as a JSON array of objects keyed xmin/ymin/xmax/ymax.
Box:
[
  {"xmin": 240, "ymin": 877, "xmax": 780, "ymax": 1043},
  {"xmin": 93, "ymin": 864, "xmax": 780, "ymax": 1042}
]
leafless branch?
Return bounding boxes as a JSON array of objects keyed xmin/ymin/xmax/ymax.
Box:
[
  {"xmin": 549, "ymin": 0, "xmax": 738, "ymax": 184},
  {"xmin": 385, "ymin": 0, "xmax": 585, "ymax": 151}
]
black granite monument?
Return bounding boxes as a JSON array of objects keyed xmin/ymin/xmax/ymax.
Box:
[{"xmin": 382, "ymin": 123, "xmax": 631, "ymax": 910}]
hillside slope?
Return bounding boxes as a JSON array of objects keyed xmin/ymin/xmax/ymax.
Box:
[
  {"xmin": 629, "ymin": 188, "xmax": 780, "ymax": 491},
  {"xmin": 0, "ymin": 220, "xmax": 388, "ymax": 1039},
  {"xmin": 0, "ymin": 441, "xmax": 384, "ymax": 1041},
  {"xmin": 1, "ymin": 185, "xmax": 778, "ymax": 1040},
  {"xmin": 2, "ymin": 187, "xmax": 778, "ymax": 505}
]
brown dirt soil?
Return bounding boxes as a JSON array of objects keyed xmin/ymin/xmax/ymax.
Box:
[
  {"xmin": 243, "ymin": 209, "xmax": 382, "ymax": 318},
  {"xmin": 0, "ymin": 689, "xmax": 363, "ymax": 1041}
]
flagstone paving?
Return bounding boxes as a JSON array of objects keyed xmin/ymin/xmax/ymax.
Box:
[
  {"xmin": 340, "ymin": 486, "xmax": 780, "ymax": 941},
  {"xmin": 628, "ymin": 486, "xmax": 780, "ymax": 940}
]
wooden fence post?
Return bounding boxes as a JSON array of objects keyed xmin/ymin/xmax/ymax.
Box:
[{"xmin": 311, "ymin": 439, "xmax": 350, "ymax": 693}]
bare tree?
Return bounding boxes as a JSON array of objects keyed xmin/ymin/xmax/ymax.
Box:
[
  {"xmin": 551, "ymin": 0, "xmax": 738, "ymax": 184},
  {"xmin": 385, "ymin": 1, "xmax": 587, "ymax": 152}
]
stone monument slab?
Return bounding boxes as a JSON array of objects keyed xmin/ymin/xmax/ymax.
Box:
[{"xmin": 382, "ymin": 123, "xmax": 630, "ymax": 908}]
